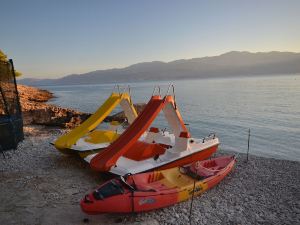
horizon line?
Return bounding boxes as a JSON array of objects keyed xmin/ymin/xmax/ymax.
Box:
[{"xmin": 20, "ymin": 50, "xmax": 300, "ymax": 80}]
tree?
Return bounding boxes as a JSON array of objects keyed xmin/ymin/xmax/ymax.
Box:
[{"xmin": 0, "ymin": 49, "xmax": 22, "ymax": 77}]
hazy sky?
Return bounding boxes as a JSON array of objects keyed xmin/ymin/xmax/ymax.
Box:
[{"xmin": 1, "ymin": 0, "xmax": 300, "ymax": 78}]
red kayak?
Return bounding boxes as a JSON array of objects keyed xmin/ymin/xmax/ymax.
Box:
[{"xmin": 81, "ymin": 155, "xmax": 236, "ymax": 214}]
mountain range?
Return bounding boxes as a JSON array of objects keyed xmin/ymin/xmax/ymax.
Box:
[{"xmin": 19, "ymin": 51, "xmax": 300, "ymax": 86}]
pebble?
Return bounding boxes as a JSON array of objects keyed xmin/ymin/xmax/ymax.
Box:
[{"xmin": 0, "ymin": 125, "xmax": 299, "ymax": 225}]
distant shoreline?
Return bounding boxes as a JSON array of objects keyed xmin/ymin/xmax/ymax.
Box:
[
  {"xmin": 19, "ymin": 51, "xmax": 300, "ymax": 86},
  {"xmin": 19, "ymin": 73, "xmax": 300, "ymax": 88}
]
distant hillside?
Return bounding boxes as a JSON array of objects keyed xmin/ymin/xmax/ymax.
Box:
[{"xmin": 19, "ymin": 51, "xmax": 300, "ymax": 86}]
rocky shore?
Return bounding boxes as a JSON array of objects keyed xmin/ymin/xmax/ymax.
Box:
[
  {"xmin": 16, "ymin": 84, "xmax": 91, "ymax": 128},
  {"xmin": 12, "ymin": 84, "xmax": 145, "ymax": 128},
  {"xmin": 1, "ymin": 125, "xmax": 299, "ymax": 225}
]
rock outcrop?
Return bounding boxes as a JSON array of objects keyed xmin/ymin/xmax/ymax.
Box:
[
  {"xmin": 17, "ymin": 85, "xmax": 91, "ymax": 128},
  {"xmin": 9, "ymin": 84, "xmax": 146, "ymax": 128}
]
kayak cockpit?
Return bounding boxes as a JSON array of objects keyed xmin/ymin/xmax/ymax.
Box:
[
  {"xmin": 183, "ymin": 155, "xmax": 236, "ymax": 177},
  {"xmin": 93, "ymin": 180, "xmax": 125, "ymax": 200}
]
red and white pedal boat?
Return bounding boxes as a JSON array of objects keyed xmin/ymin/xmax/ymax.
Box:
[{"xmin": 85, "ymin": 94, "xmax": 219, "ymax": 175}]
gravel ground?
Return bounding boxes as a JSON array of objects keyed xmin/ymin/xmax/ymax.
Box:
[{"xmin": 0, "ymin": 125, "xmax": 299, "ymax": 225}]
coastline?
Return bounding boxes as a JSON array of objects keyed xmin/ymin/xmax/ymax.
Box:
[
  {"xmin": 1, "ymin": 125, "xmax": 299, "ymax": 225},
  {"xmin": 17, "ymin": 84, "xmax": 91, "ymax": 128},
  {"xmin": 14, "ymin": 84, "xmax": 145, "ymax": 127}
]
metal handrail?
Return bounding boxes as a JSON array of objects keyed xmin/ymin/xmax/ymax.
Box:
[
  {"xmin": 122, "ymin": 85, "xmax": 130, "ymax": 93},
  {"xmin": 165, "ymin": 84, "xmax": 177, "ymax": 109},
  {"xmin": 202, "ymin": 133, "xmax": 217, "ymax": 143},
  {"xmin": 208, "ymin": 133, "xmax": 216, "ymax": 139},
  {"xmin": 151, "ymin": 85, "xmax": 161, "ymax": 97},
  {"xmin": 112, "ymin": 84, "xmax": 133, "ymax": 96},
  {"xmin": 112, "ymin": 84, "xmax": 121, "ymax": 95}
]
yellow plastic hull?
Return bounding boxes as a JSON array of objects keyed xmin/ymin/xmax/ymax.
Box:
[{"xmin": 54, "ymin": 92, "xmax": 137, "ymax": 155}]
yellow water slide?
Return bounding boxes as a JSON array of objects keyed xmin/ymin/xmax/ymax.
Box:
[{"xmin": 54, "ymin": 92, "xmax": 137, "ymax": 154}]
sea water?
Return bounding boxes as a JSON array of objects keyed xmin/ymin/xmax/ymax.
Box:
[{"xmin": 43, "ymin": 75, "xmax": 300, "ymax": 161}]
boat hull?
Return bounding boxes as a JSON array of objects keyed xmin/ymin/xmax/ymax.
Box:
[
  {"xmin": 81, "ymin": 155, "xmax": 235, "ymax": 214},
  {"xmin": 156, "ymin": 143, "xmax": 219, "ymax": 171},
  {"xmin": 109, "ymin": 141, "xmax": 219, "ymax": 175}
]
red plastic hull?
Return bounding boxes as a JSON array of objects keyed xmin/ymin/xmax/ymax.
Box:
[{"xmin": 81, "ymin": 155, "xmax": 235, "ymax": 214}]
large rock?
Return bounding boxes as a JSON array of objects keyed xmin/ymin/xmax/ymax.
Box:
[
  {"xmin": 17, "ymin": 85, "xmax": 53, "ymax": 103},
  {"xmin": 21, "ymin": 106, "xmax": 91, "ymax": 128}
]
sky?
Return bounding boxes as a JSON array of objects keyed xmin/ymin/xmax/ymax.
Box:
[{"xmin": 1, "ymin": 0, "xmax": 300, "ymax": 78}]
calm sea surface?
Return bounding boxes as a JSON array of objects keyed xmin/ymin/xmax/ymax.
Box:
[{"xmin": 43, "ymin": 75, "xmax": 300, "ymax": 161}]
